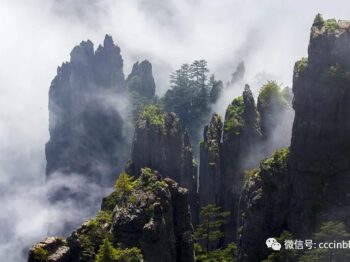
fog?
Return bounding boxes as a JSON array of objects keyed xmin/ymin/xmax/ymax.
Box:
[{"xmin": 1, "ymin": 0, "xmax": 350, "ymax": 261}]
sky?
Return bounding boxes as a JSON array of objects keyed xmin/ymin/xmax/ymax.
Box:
[{"xmin": 1, "ymin": 0, "xmax": 350, "ymax": 261}]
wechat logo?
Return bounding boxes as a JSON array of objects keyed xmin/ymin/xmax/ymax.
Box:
[{"xmin": 266, "ymin": 238, "xmax": 281, "ymax": 251}]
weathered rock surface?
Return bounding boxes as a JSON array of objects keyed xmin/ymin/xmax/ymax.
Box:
[
  {"xmin": 111, "ymin": 170, "xmax": 194, "ymax": 262},
  {"xmin": 46, "ymin": 34, "xmax": 126, "ymax": 185},
  {"xmin": 199, "ymin": 81, "xmax": 292, "ymax": 246},
  {"xmin": 126, "ymin": 60, "xmax": 157, "ymax": 120},
  {"xmin": 127, "ymin": 105, "xmax": 199, "ymax": 223},
  {"xmin": 126, "ymin": 60, "xmax": 156, "ymax": 98},
  {"xmin": 199, "ymin": 113, "xmax": 223, "ymax": 208},
  {"xmin": 238, "ymin": 17, "xmax": 350, "ymax": 261},
  {"xmin": 220, "ymin": 85, "xmax": 263, "ymax": 243},
  {"xmin": 238, "ymin": 149, "xmax": 290, "ymax": 261},
  {"xmin": 199, "ymin": 85, "xmax": 263, "ymax": 243},
  {"xmin": 45, "ymin": 35, "xmax": 129, "ymax": 234},
  {"xmin": 28, "ymin": 169, "xmax": 195, "ymax": 262},
  {"xmin": 28, "ymin": 237, "xmax": 70, "ymax": 262},
  {"xmin": 289, "ymin": 17, "xmax": 350, "ymax": 237}
]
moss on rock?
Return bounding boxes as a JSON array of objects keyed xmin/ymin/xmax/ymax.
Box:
[
  {"xmin": 262, "ymin": 147, "xmax": 290, "ymax": 170},
  {"xmin": 139, "ymin": 105, "xmax": 165, "ymax": 129},
  {"xmin": 224, "ymin": 96, "xmax": 245, "ymax": 134}
]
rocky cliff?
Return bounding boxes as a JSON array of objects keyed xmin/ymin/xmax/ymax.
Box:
[
  {"xmin": 238, "ymin": 16, "xmax": 350, "ymax": 261},
  {"xmin": 238, "ymin": 148, "xmax": 290, "ymax": 261},
  {"xmin": 289, "ymin": 17, "xmax": 350, "ymax": 237},
  {"xmin": 221, "ymin": 85, "xmax": 263, "ymax": 243},
  {"xmin": 28, "ymin": 168, "xmax": 195, "ymax": 262},
  {"xmin": 199, "ymin": 81, "xmax": 292, "ymax": 244},
  {"xmin": 199, "ymin": 85, "xmax": 262, "ymax": 243},
  {"xmin": 126, "ymin": 60, "xmax": 157, "ymax": 121},
  {"xmin": 126, "ymin": 60, "xmax": 155, "ymax": 98},
  {"xmin": 199, "ymin": 113, "xmax": 223, "ymax": 208},
  {"xmin": 127, "ymin": 105, "xmax": 199, "ymax": 224},
  {"xmin": 45, "ymin": 35, "xmax": 131, "ymax": 234}
]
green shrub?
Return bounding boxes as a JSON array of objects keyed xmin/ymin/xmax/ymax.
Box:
[
  {"xmin": 95, "ymin": 210, "xmax": 112, "ymax": 225},
  {"xmin": 101, "ymin": 191, "xmax": 120, "ymax": 212},
  {"xmin": 257, "ymin": 81, "xmax": 285, "ymax": 109},
  {"xmin": 262, "ymin": 231, "xmax": 297, "ymax": 262},
  {"xmin": 299, "ymin": 221, "xmax": 350, "ymax": 262},
  {"xmin": 263, "ymin": 147, "xmax": 289, "ymax": 169},
  {"xmin": 224, "ymin": 96, "xmax": 245, "ymax": 134},
  {"xmin": 32, "ymin": 246, "xmax": 49, "ymax": 261},
  {"xmin": 139, "ymin": 105, "xmax": 165, "ymax": 129},
  {"xmin": 295, "ymin": 57, "xmax": 308, "ymax": 78},
  {"xmin": 195, "ymin": 242, "xmax": 237, "ymax": 262},
  {"xmin": 325, "ymin": 18, "xmax": 339, "ymax": 32},
  {"xmin": 114, "ymin": 247, "xmax": 142, "ymax": 262},
  {"xmin": 101, "ymin": 173, "xmax": 135, "ymax": 211},
  {"xmin": 244, "ymin": 168, "xmax": 260, "ymax": 182}
]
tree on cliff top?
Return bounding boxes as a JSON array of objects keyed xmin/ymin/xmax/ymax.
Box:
[
  {"xmin": 115, "ymin": 173, "xmax": 134, "ymax": 205},
  {"xmin": 162, "ymin": 60, "xmax": 221, "ymax": 144}
]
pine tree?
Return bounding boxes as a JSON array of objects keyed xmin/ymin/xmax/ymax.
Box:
[
  {"xmin": 115, "ymin": 173, "xmax": 134, "ymax": 205},
  {"xmin": 194, "ymin": 204, "xmax": 230, "ymax": 252},
  {"xmin": 299, "ymin": 221, "xmax": 350, "ymax": 262},
  {"xmin": 95, "ymin": 239, "xmax": 115, "ymax": 262}
]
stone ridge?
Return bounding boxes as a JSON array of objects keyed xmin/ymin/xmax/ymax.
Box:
[
  {"xmin": 128, "ymin": 105, "xmax": 199, "ymax": 224},
  {"xmin": 45, "ymin": 35, "xmax": 128, "ymax": 235}
]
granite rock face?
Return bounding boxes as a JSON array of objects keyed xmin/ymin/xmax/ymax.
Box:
[
  {"xmin": 238, "ymin": 149, "xmax": 291, "ymax": 261},
  {"xmin": 28, "ymin": 237, "xmax": 70, "ymax": 262},
  {"xmin": 126, "ymin": 60, "xmax": 156, "ymax": 98},
  {"xmin": 199, "ymin": 113, "xmax": 223, "ymax": 208},
  {"xmin": 199, "ymin": 85, "xmax": 263, "ymax": 243},
  {"xmin": 28, "ymin": 169, "xmax": 195, "ymax": 262},
  {"xmin": 238, "ymin": 17, "xmax": 350, "ymax": 261},
  {"xmin": 221, "ymin": 85, "xmax": 263, "ymax": 243},
  {"xmin": 288, "ymin": 18, "xmax": 350, "ymax": 237},
  {"xmin": 199, "ymin": 82, "xmax": 292, "ymax": 245},
  {"xmin": 127, "ymin": 105, "xmax": 199, "ymax": 222},
  {"xmin": 45, "ymin": 35, "xmax": 129, "ymax": 234},
  {"xmin": 46, "ymin": 34, "xmax": 126, "ymax": 184},
  {"xmin": 111, "ymin": 173, "xmax": 194, "ymax": 262}
]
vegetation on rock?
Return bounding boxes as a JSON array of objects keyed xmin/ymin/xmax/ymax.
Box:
[
  {"xmin": 194, "ymin": 204, "xmax": 230, "ymax": 252},
  {"xmin": 31, "ymin": 246, "xmax": 49, "ymax": 261},
  {"xmin": 139, "ymin": 105, "xmax": 166, "ymax": 129},
  {"xmin": 223, "ymin": 96, "xmax": 245, "ymax": 134},
  {"xmin": 257, "ymin": 81, "xmax": 288, "ymax": 138},
  {"xmin": 262, "ymin": 231, "xmax": 297, "ymax": 262},
  {"xmin": 96, "ymin": 238, "xmax": 142, "ymax": 262},
  {"xmin": 299, "ymin": 221, "xmax": 350, "ymax": 262},
  {"xmin": 313, "ymin": 13, "xmax": 324, "ymax": 27},
  {"xmin": 195, "ymin": 242, "xmax": 237, "ymax": 262},
  {"xmin": 324, "ymin": 18, "xmax": 339, "ymax": 32},
  {"xmin": 295, "ymin": 57, "xmax": 308, "ymax": 78},
  {"xmin": 262, "ymin": 147, "xmax": 290, "ymax": 170},
  {"xmin": 162, "ymin": 60, "xmax": 221, "ymax": 143}
]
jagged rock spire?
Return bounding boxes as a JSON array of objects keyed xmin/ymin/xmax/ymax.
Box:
[{"xmin": 127, "ymin": 60, "xmax": 156, "ymax": 98}]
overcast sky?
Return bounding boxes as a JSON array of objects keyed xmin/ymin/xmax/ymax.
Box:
[{"xmin": 1, "ymin": 1, "xmax": 350, "ymax": 261}]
